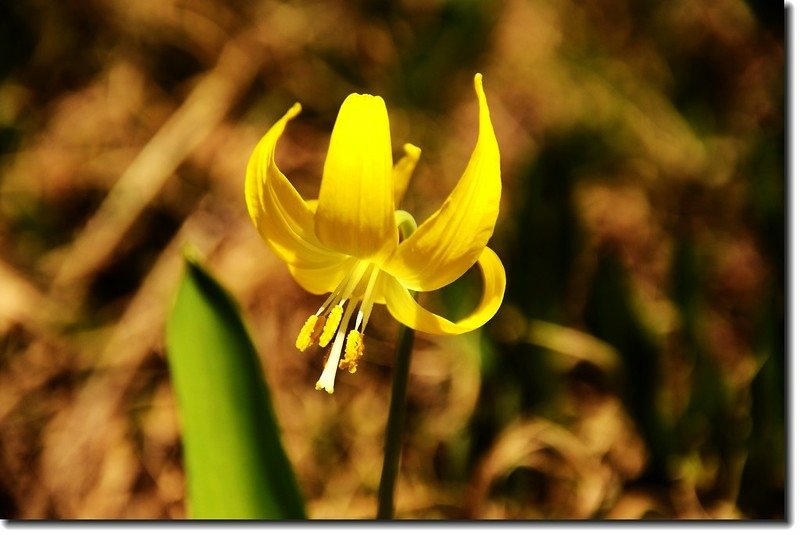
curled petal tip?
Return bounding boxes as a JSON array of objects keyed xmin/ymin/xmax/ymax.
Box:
[
  {"xmin": 473, "ymin": 74, "xmax": 487, "ymax": 102},
  {"xmin": 287, "ymin": 102, "xmax": 302, "ymax": 119},
  {"xmin": 402, "ymin": 143, "xmax": 421, "ymax": 158}
]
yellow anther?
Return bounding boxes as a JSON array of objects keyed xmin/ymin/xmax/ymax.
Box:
[
  {"xmin": 319, "ymin": 304, "xmax": 343, "ymax": 347},
  {"xmin": 295, "ymin": 314, "xmax": 324, "ymax": 351},
  {"xmin": 339, "ymin": 330, "xmax": 364, "ymax": 374}
]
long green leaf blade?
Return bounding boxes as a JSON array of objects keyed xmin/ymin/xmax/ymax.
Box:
[{"xmin": 166, "ymin": 256, "xmax": 305, "ymax": 519}]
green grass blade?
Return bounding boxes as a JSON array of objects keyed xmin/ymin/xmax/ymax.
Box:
[{"xmin": 165, "ymin": 256, "xmax": 306, "ymax": 519}]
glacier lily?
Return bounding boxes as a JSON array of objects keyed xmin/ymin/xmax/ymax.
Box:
[{"xmin": 245, "ymin": 74, "xmax": 505, "ymax": 394}]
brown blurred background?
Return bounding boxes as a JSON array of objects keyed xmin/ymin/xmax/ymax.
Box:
[{"xmin": 0, "ymin": 0, "xmax": 785, "ymax": 520}]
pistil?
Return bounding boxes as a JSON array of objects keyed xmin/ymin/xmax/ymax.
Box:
[{"xmin": 315, "ymin": 297, "xmax": 359, "ymax": 393}]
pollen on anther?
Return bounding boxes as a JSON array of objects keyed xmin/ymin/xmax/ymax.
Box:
[
  {"xmin": 319, "ymin": 304, "xmax": 344, "ymax": 347},
  {"xmin": 296, "ymin": 314, "xmax": 324, "ymax": 351},
  {"xmin": 340, "ymin": 330, "xmax": 364, "ymax": 374}
]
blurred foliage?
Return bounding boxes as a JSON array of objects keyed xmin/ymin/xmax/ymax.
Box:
[
  {"xmin": 0, "ymin": 0, "xmax": 785, "ymax": 520},
  {"xmin": 166, "ymin": 257, "xmax": 305, "ymax": 519}
]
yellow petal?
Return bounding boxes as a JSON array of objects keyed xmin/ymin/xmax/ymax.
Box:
[
  {"xmin": 315, "ymin": 94, "xmax": 397, "ymax": 259},
  {"xmin": 245, "ymin": 104, "xmax": 346, "ymax": 269},
  {"xmin": 288, "ymin": 257, "xmax": 358, "ymax": 295},
  {"xmin": 382, "ymin": 74, "xmax": 500, "ymax": 291},
  {"xmin": 393, "ymin": 143, "xmax": 421, "ymax": 204},
  {"xmin": 383, "ymin": 247, "xmax": 505, "ymax": 335}
]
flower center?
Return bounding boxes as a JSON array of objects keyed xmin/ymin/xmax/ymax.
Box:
[{"xmin": 295, "ymin": 261, "xmax": 382, "ymax": 393}]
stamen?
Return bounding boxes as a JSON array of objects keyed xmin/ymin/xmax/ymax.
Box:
[
  {"xmin": 339, "ymin": 330, "xmax": 364, "ymax": 374},
  {"xmin": 296, "ymin": 314, "xmax": 325, "ymax": 351},
  {"xmin": 315, "ymin": 280, "xmax": 345, "ymax": 316},
  {"xmin": 313, "ymin": 261, "xmax": 368, "ymax": 317},
  {"xmin": 318, "ymin": 303, "xmax": 343, "ymax": 347},
  {"xmin": 315, "ymin": 297, "xmax": 359, "ymax": 394},
  {"xmin": 354, "ymin": 268, "xmax": 381, "ymax": 333}
]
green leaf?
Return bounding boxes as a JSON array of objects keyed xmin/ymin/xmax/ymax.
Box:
[{"xmin": 165, "ymin": 255, "xmax": 306, "ymax": 519}]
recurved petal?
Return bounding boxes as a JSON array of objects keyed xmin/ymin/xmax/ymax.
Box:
[
  {"xmin": 315, "ymin": 94, "xmax": 396, "ymax": 259},
  {"xmin": 245, "ymin": 104, "xmax": 345, "ymax": 269},
  {"xmin": 393, "ymin": 143, "xmax": 421, "ymax": 204},
  {"xmin": 382, "ymin": 74, "xmax": 500, "ymax": 292},
  {"xmin": 383, "ymin": 247, "xmax": 506, "ymax": 335}
]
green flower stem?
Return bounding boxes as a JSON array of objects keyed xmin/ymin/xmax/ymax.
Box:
[{"xmin": 376, "ymin": 322, "xmax": 415, "ymax": 519}]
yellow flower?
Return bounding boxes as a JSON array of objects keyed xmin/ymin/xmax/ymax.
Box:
[{"xmin": 245, "ymin": 74, "xmax": 505, "ymax": 394}]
